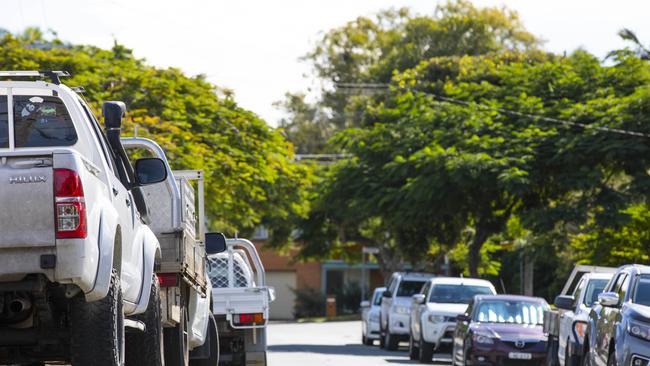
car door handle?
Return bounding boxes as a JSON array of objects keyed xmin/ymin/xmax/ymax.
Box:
[
  {"xmin": 112, "ymin": 188, "xmax": 119, "ymax": 196},
  {"xmin": 125, "ymin": 199, "xmax": 131, "ymax": 207}
]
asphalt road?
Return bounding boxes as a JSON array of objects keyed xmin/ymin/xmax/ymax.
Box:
[{"xmin": 267, "ymin": 320, "xmax": 450, "ymax": 366}]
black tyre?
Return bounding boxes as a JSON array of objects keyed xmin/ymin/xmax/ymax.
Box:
[
  {"xmin": 164, "ymin": 306, "xmax": 189, "ymax": 366},
  {"xmin": 408, "ymin": 335, "xmax": 419, "ymax": 360},
  {"xmin": 70, "ymin": 269, "xmax": 125, "ymax": 366},
  {"xmin": 582, "ymin": 344, "xmax": 591, "ymax": 366},
  {"xmin": 189, "ymin": 313, "xmax": 219, "ymax": 366},
  {"xmin": 418, "ymin": 339, "xmax": 434, "ymax": 363},
  {"xmin": 362, "ymin": 334, "xmax": 373, "ymax": 346},
  {"xmin": 565, "ymin": 339, "xmax": 579, "ymax": 366},
  {"xmin": 384, "ymin": 330, "xmax": 399, "ymax": 351},
  {"xmin": 126, "ymin": 275, "xmax": 164, "ymax": 366},
  {"xmin": 607, "ymin": 350, "xmax": 617, "ymax": 366}
]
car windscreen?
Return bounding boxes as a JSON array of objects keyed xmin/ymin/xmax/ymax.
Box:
[
  {"xmin": 13, "ymin": 95, "xmax": 77, "ymax": 147},
  {"xmin": 373, "ymin": 290, "xmax": 383, "ymax": 306},
  {"xmin": 0, "ymin": 95, "xmax": 7, "ymax": 148},
  {"xmin": 396, "ymin": 280, "xmax": 426, "ymax": 297},
  {"xmin": 633, "ymin": 275, "xmax": 650, "ymax": 306},
  {"xmin": 583, "ymin": 279, "xmax": 609, "ymax": 307},
  {"xmin": 474, "ymin": 300, "xmax": 546, "ymax": 325},
  {"xmin": 429, "ymin": 284, "xmax": 494, "ymax": 304}
]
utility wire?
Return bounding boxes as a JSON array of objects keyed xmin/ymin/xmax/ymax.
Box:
[{"xmin": 336, "ymin": 83, "xmax": 650, "ymax": 139}]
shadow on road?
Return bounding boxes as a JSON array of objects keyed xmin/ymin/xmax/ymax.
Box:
[{"xmin": 268, "ymin": 343, "xmax": 408, "ymax": 357}]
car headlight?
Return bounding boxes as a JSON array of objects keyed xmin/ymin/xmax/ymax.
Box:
[
  {"xmin": 428, "ymin": 314, "xmax": 446, "ymax": 323},
  {"xmin": 628, "ymin": 320, "xmax": 650, "ymax": 341},
  {"xmin": 394, "ymin": 306, "xmax": 410, "ymax": 315},
  {"xmin": 369, "ymin": 312, "xmax": 380, "ymax": 322},
  {"xmin": 472, "ymin": 331, "xmax": 497, "ymax": 345},
  {"xmin": 573, "ymin": 321, "xmax": 587, "ymax": 343}
]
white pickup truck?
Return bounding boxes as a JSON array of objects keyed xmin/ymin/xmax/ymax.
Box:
[
  {"xmin": 545, "ymin": 265, "xmax": 615, "ymax": 366},
  {"xmin": 122, "ymin": 137, "xmax": 224, "ymax": 366},
  {"xmin": 0, "ymin": 71, "xmax": 167, "ymax": 365},
  {"xmin": 207, "ymin": 237, "xmax": 275, "ymax": 365}
]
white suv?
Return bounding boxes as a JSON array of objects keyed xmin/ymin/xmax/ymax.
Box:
[
  {"xmin": 409, "ymin": 277, "xmax": 496, "ymax": 363},
  {"xmin": 380, "ymin": 272, "xmax": 435, "ymax": 350}
]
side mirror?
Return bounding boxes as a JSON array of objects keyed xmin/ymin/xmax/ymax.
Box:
[
  {"xmin": 103, "ymin": 101, "xmax": 126, "ymax": 130},
  {"xmin": 412, "ymin": 294, "xmax": 426, "ymax": 304},
  {"xmin": 360, "ymin": 301, "xmax": 370, "ymax": 308},
  {"xmin": 598, "ymin": 292, "xmax": 620, "ymax": 307},
  {"xmin": 382, "ymin": 290, "xmax": 392, "ymax": 298},
  {"xmin": 205, "ymin": 232, "xmax": 227, "ymax": 255},
  {"xmin": 456, "ymin": 314, "xmax": 470, "ymax": 323},
  {"xmin": 134, "ymin": 158, "xmax": 167, "ymax": 185},
  {"xmin": 554, "ymin": 295, "xmax": 575, "ymax": 311}
]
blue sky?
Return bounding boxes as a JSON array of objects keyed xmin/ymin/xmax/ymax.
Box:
[{"xmin": 1, "ymin": 0, "xmax": 648, "ymax": 124}]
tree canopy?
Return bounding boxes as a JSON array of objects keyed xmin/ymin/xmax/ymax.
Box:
[{"xmin": 0, "ymin": 30, "xmax": 312, "ymax": 244}]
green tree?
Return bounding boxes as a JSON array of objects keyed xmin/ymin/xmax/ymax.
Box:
[
  {"xmin": 279, "ymin": 0, "xmax": 539, "ymax": 153},
  {"xmin": 0, "ymin": 31, "xmax": 313, "ymax": 244}
]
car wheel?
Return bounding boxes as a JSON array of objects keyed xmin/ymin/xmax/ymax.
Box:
[
  {"xmin": 409, "ymin": 335, "xmax": 419, "ymax": 360},
  {"xmin": 385, "ymin": 331, "xmax": 399, "ymax": 351},
  {"xmin": 463, "ymin": 343, "xmax": 471, "ymax": 366},
  {"xmin": 126, "ymin": 275, "xmax": 164, "ymax": 366},
  {"xmin": 582, "ymin": 345, "xmax": 591, "ymax": 366},
  {"xmin": 418, "ymin": 339, "xmax": 434, "ymax": 363},
  {"xmin": 70, "ymin": 269, "xmax": 124, "ymax": 366},
  {"xmin": 363, "ymin": 334, "xmax": 373, "ymax": 346},
  {"xmin": 607, "ymin": 349, "xmax": 617, "ymax": 366},
  {"xmin": 565, "ymin": 338, "xmax": 578, "ymax": 366}
]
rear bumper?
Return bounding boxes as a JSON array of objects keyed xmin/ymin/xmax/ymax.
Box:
[{"xmin": 0, "ymin": 237, "xmax": 98, "ymax": 294}]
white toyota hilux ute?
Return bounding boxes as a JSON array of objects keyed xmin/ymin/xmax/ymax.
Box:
[
  {"xmin": 0, "ymin": 71, "xmax": 167, "ymax": 365},
  {"xmin": 408, "ymin": 277, "xmax": 496, "ymax": 363}
]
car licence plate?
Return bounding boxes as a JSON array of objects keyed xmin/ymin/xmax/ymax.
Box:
[{"xmin": 509, "ymin": 352, "xmax": 532, "ymax": 360}]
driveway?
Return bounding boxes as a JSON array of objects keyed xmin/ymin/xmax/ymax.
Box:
[{"xmin": 267, "ymin": 320, "xmax": 449, "ymax": 366}]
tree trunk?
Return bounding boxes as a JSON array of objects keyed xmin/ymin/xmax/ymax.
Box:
[{"xmin": 468, "ymin": 228, "xmax": 488, "ymax": 278}]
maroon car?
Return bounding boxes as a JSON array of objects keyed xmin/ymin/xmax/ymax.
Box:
[{"xmin": 452, "ymin": 295, "xmax": 549, "ymax": 366}]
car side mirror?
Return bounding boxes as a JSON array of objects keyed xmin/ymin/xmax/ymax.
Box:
[
  {"xmin": 360, "ymin": 301, "xmax": 370, "ymax": 308},
  {"xmin": 134, "ymin": 158, "xmax": 167, "ymax": 185},
  {"xmin": 382, "ymin": 290, "xmax": 392, "ymax": 298},
  {"xmin": 205, "ymin": 232, "xmax": 227, "ymax": 255},
  {"xmin": 412, "ymin": 294, "xmax": 426, "ymax": 304},
  {"xmin": 457, "ymin": 314, "xmax": 470, "ymax": 323},
  {"xmin": 554, "ymin": 295, "xmax": 575, "ymax": 311},
  {"xmin": 598, "ymin": 292, "xmax": 620, "ymax": 307},
  {"xmin": 103, "ymin": 101, "xmax": 126, "ymax": 130}
]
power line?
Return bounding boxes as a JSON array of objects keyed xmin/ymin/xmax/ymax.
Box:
[{"xmin": 335, "ymin": 83, "xmax": 650, "ymax": 139}]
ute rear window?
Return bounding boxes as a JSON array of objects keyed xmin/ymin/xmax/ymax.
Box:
[
  {"xmin": 13, "ymin": 95, "xmax": 77, "ymax": 147},
  {"xmin": 0, "ymin": 96, "xmax": 7, "ymax": 148}
]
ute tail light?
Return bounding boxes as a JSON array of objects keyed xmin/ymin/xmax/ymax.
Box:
[
  {"xmin": 54, "ymin": 169, "xmax": 87, "ymax": 239},
  {"xmin": 234, "ymin": 313, "xmax": 264, "ymax": 325},
  {"xmin": 157, "ymin": 273, "xmax": 179, "ymax": 287}
]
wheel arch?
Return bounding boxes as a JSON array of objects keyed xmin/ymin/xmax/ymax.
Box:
[{"xmin": 85, "ymin": 205, "xmax": 121, "ymax": 302}]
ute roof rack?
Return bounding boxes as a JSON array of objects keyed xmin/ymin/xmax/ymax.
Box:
[{"xmin": 0, "ymin": 70, "xmax": 70, "ymax": 85}]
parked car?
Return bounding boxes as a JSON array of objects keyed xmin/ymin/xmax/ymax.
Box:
[
  {"xmin": 361, "ymin": 287, "xmax": 386, "ymax": 345},
  {"xmin": 409, "ymin": 277, "xmax": 496, "ymax": 363},
  {"xmin": 381, "ymin": 272, "xmax": 435, "ymax": 350},
  {"xmin": 583, "ymin": 265, "xmax": 650, "ymax": 366},
  {"xmin": 208, "ymin": 237, "xmax": 276, "ymax": 366},
  {"xmin": 0, "ymin": 71, "xmax": 168, "ymax": 365},
  {"xmin": 453, "ymin": 295, "xmax": 549, "ymax": 366},
  {"xmin": 122, "ymin": 137, "xmax": 221, "ymax": 366},
  {"xmin": 552, "ymin": 271, "xmax": 613, "ymax": 366}
]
